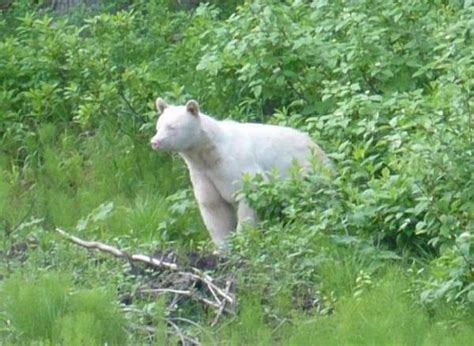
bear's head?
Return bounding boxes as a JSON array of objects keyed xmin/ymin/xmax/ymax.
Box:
[{"xmin": 150, "ymin": 98, "xmax": 201, "ymax": 152}]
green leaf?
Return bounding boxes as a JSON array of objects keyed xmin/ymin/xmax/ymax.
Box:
[{"xmin": 91, "ymin": 202, "xmax": 114, "ymax": 223}]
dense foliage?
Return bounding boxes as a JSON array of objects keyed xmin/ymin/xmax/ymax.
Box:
[{"xmin": 1, "ymin": 0, "xmax": 473, "ymax": 344}]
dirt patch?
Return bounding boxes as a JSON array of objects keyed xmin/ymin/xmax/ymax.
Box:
[{"xmin": 4, "ymin": 240, "xmax": 37, "ymax": 262}]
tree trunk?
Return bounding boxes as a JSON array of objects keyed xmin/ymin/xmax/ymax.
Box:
[
  {"xmin": 0, "ymin": 0, "xmax": 13, "ymax": 10},
  {"xmin": 51, "ymin": 0, "xmax": 102, "ymax": 14}
]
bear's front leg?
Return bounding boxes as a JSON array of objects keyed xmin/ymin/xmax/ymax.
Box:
[
  {"xmin": 190, "ymin": 173, "xmax": 237, "ymax": 247},
  {"xmin": 237, "ymin": 200, "xmax": 257, "ymax": 231}
]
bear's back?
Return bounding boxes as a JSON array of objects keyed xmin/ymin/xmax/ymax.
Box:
[{"xmin": 218, "ymin": 120, "xmax": 317, "ymax": 175}]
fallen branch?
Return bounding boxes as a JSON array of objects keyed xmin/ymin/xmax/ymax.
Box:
[
  {"xmin": 55, "ymin": 228, "xmax": 178, "ymax": 270},
  {"xmin": 139, "ymin": 288, "xmax": 222, "ymax": 309},
  {"xmin": 56, "ymin": 228, "xmax": 235, "ymax": 338},
  {"xmin": 129, "ymin": 321, "xmax": 200, "ymax": 346},
  {"xmin": 126, "ymin": 308, "xmax": 202, "ymax": 345},
  {"xmin": 212, "ymin": 278, "xmax": 233, "ymax": 327},
  {"xmin": 185, "ymin": 270, "xmax": 234, "ymax": 305},
  {"xmin": 55, "ymin": 228, "xmax": 235, "ymax": 305}
]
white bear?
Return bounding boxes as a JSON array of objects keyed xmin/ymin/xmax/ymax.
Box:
[{"xmin": 150, "ymin": 98, "xmax": 331, "ymax": 247}]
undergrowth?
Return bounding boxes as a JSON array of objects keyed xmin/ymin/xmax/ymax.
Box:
[
  {"xmin": 1, "ymin": 273, "xmax": 125, "ymax": 345},
  {"xmin": 1, "ymin": 0, "xmax": 473, "ymax": 344}
]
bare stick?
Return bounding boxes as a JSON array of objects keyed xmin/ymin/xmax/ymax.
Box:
[
  {"xmin": 212, "ymin": 279, "xmax": 233, "ymax": 327},
  {"xmin": 206, "ymin": 281, "xmax": 222, "ymax": 306},
  {"xmin": 55, "ymin": 228, "xmax": 235, "ymax": 314},
  {"xmin": 140, "ymin": 288, "xmax": 192, "ymax": 295},
  {"xmin": 167, "ymin": 319, "xmax": 200, "ymax": 345},
  {"xmin": 169, "ymin": 317, "xmax": 210, "ymax": 332},
  {"xmin": 139, "ymin": 288, "xmax": 221, "ymax": 309},
  {"xmin": 131, "ymin": 320, "xmax": 200, "ymax": 346},
  {"xmin": 55, "ymin": 228, "xmax": 178, "ymax": 271},
  {"xmin": 185, "ymin": 270, "xmax": 235, "ymax": 305}
]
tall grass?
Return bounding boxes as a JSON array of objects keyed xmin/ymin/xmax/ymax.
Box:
[
  {"xmin": 1, "ymin": 273, "xmax": 70, "ymax": 342},
  {"xmin": 1, "ymin": 1, "xmax": 473, "ymax": 343},
  {"xmin": 1, "ymin": 272, "xmax": 126, "ymax": 345},
  {"xmin": 0, "ymin": 124, "xmax": 197, "ymax": 242},
  {"xmin": 287, "ymin": 277, "xmax": 474, "ymax": 345},
  {"xmin": 211, "ymin": 269, "xmax": 474, "ymax": 345}
]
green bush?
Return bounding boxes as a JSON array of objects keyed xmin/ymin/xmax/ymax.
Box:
[{"xmin": 0, "ymin": 0, "xmax": 473, "ymax": 342}]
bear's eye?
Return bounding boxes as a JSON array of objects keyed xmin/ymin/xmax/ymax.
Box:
[{"xmin": 166, "ymin": 125, "xmax": 176, "ymax": 131}]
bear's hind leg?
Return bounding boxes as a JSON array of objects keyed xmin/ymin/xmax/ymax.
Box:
[{"xmin": 237, "ymin": 200, "xmax": 257, "ymax": 231}]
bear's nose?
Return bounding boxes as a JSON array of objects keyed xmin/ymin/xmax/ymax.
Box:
[{"xmin": 151, "ymin": 139, "xmax": 161, "ymax": 150}]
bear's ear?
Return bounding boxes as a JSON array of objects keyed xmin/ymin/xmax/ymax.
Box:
[
  {"xmin": 156, "ymin": 97, "xmax": 169, "ymax": 113},
  {"xmin": 186, "ymin": 100, "xmax": 199, "ymax": 116}
]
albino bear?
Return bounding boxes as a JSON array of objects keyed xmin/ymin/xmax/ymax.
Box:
[{"xmin": 150, "ymin": 98, "xmax": 331, "ymax": 247}]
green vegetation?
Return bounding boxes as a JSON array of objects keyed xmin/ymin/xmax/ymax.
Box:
[
  {"xmin": 1, "ymin": 273, "xmax": 125, "ymax": 344},
  {"xmin": 1, "ymin": 0, "xmax": 473, "ymax": 344}
]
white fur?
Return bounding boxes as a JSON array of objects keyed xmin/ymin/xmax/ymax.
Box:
[{"xmin": 151, "ymin": 99, "xmax": 331, "ymax": 247}]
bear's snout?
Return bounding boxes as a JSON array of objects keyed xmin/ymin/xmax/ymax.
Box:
[{"xmin": 150, "ymin": 138, "xmax": 161, "ymax": 150}]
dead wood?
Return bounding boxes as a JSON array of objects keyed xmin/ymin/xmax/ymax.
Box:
[{"xmin": 55, "ymin": 227, "xmax": 236, "ymax": 343}]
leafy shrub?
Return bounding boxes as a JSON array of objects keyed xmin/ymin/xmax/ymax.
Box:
[
  {"xmin": 1, "ymin": 0, "xmax": 473, "ymax": 342},
  {"xmin": 221, "ymin": 0, "xmax": 474, "ymax": 308}
]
